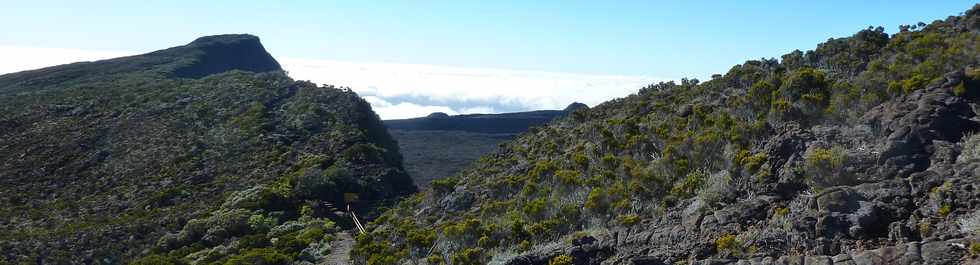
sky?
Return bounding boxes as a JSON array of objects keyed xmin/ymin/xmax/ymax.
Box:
[{"xmin": 1, "ymin": 1, "xmax": 975, "ymax": 119}]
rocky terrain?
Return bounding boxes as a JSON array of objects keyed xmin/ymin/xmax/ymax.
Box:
[
  {"xmin": 0, "ymin": 34, "xmax": 415, "ymax": 264},
  {"xmin": 386, "ymin": 103, "xmax": 587, "ymax": 187},
  {"xmin": 2, "ymin": 4, "xmax": 980, "ymax": 265},
  {"xmin": 354, "ymin": 5, "xmax": 980, "ymax": 265}
]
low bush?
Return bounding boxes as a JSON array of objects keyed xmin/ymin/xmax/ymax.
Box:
[
  {"xmin": 130, "ymin": 255, "xmax": 185, "ymax": 265},
  {"xmin": 548, "ymin": 255, "xmax": 573, "ymax": 265},
  {"xmin": 584, "ymin": 188, "xmax": 608, "ymax": 211},
  {"xmin": 715, "ymin": 234, "xmax": 744, "ymax": 256},
  {"xmin": 618, "ymin": 214, "xmax": 641, "ymax": 226},
  {"xmin": 670, "ymin": 169, "xmax": 707, "ymax": 199},
  {"xmin": 451, "ymin": 248, "xmax": 487, "ymax": 265},
  {"xmin": 223, "ymin": 248, "xmax": 291, "ymax": 265},
  {"xmin": 431, "ymin": 177, "xmax": 460, "ymax": 194},
  {"xmin": 805, "ymin": 146, "xmax": 849, "ymax": 188}
]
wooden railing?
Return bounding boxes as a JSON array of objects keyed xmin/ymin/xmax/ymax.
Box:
[{"xmin": 348, "ymin": 204, "xmax": 366, "ymax": 235}]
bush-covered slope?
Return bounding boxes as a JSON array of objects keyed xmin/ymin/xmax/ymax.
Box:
[
  {"xmin": 0, "ymin": 34, "xmax": 415, "ymax": 264},
  {"xmin": 355, "ymin": 5, "xmax": 980, "ymax": 265}
]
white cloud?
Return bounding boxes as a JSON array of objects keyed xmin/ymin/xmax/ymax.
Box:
[
  {"xmin": 362, "ymin": 96, "xmax": 457, "ymax": 120},
  {"xmin": 0, "ymin": 46, "xmax": 667, "ymax": 119},
  {"xmin": 457, "ymin": 106, "xmax": 496, "ymax": 114},
  {"xmin": 281, "ymin": 58, "xmax": 665, "ymax": 118}
]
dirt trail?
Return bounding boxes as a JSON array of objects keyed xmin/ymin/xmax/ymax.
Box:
[{"xmin": 322, "ymin": 230, "xmax": 355, "ymax": 265}]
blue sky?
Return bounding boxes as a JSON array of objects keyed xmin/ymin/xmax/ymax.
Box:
[{"xmin": 1, "ymin": 1, "xmax": 975, "ymax": 118}]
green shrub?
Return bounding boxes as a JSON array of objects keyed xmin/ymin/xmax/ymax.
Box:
[
  {"xmin": 742, "ymin": 153, "xmax": 768, "ymax": 172},
  {"xmin": 477, "ymin": 235, "xmax": 496, "ymax": 248},
  {"xmin": 919, "ymin": 221, "xmax": 932, "ymax": 237},
  {"xmin": 888, "ymin": 80, "xmax": 904, "ymax": 94},
  {"xmin": 223, "ymin": 248, "xmax": 291, "ymax": 265},
  {"xmin": 670, "ymin": 169, "xmax": 706, "ymax": 198},
  {"xmin": 518, "ymin": 240, "xmax": 532, "ymax": 252},
  {"xmin": 236, "ymin": 234, "xmax": 271, "ymax": 250},
  {"xmin": 584, "ymin": 188, "xmax": 608, "ymax": 211},
  {"xmin": 523, "ymin": 198, "xmax": 548, "ymax": 219},
  {"xmin": 555, "ymin": 170, "xmax": 582, "ymax": 185},
  {"xmin": 406, "ymin": 228, "xmax": 436, "ymax": 249},
  {"xmin": 601, "ymin": 154, "xmax": 620, "ymax": 168},
  {"xmin": 222, "ymin": 185, "xmax": 282, "ymax": 210},
  {"xmin": 775, "ymin": 207, "xmax": 790, "ymax": 217},
  {"xmin": 248, "ymin": 214, "xmax": 278, "ymax": 233},
  {"xmin": 772, "ymin": 98, "xmax": 792, "ymax": 114},
  {"xmin": 548, "ymin": 255, "xmax": 573, "ymax": 265},
  {"xmin": 953, "ymin": 82, "xmax": 968, "ymax": 96},
  {"xmin": 749, "ymin": 80, "xmax": 775, "ymax": 109},
  {"xmin": 233, "ymin": 102, "xmax": 269, "ymax": 132},
  {"xmin": 353, "ymin": 233, "xmax": 406, "ymax": 265},
  {"xmin": 939, "ymin": 203, "xmax": 953, "ymax": 217},
  {"xmin": 451, "ymin": 248, "xmax": 486, "ymax": 265},
  {"xmin": 130, "ymin": 255, "xmax": 185, "ymax": 265},
  {"xmin": 572, "ymin": 151, "xmax": 590, "ymax": 168},
  {"xmin": 431, "ymin": 177, "xmax": 459, "ymax": 194},
  {"xmin": 902, "ymin": 74, "xmax": 931, "ymax": 92},
  {"xmin": 778, "ymin": 68, "xmax": 829, "ymax": 102},
  {"xmin": 272, "ymin": 233, "xmax": 308, "ymax": 254},
  {"xmin": 444, "ymin": 218, "xmax": 486, "ymax": 242},
  {"xmin": 557, "ymin": 204, "xmax": 582, "ymax": 223},
  {"xmin": 427, "ymin": 254, "xmax": 446, "ymax": 265},
  {"xmin": 522, "ymin": 182, "xmax": 539, "ymax": 196},
  {"xmin": 529, "ymin": 160, "xmax": 557, "ymax": 179},
  {"xmin": 805, "ymin": 146, "xmax": 849, "ymax": 188},
  {"xmin": 619, "ymin": 214, "xmax": 641, "ymax": 226},
  {"xmin": 527, "ymin": 219, "xmax": 562, "ymax": 237},
  {"xmin": 968, "ymin": 67, "xmax": 980, "ymax": 80},
  {"xmin": 297, "ymin": 226, "xmax": 326, "ymax": 244},
  {"xmin": 509, "ymin": 216, "xmax": 531, "ymax": 242},
  {"xmin": 343, "ymin": 143, "xmax": 385, "ymax": 162},
  {"xmin": 147, "ymin": 187, "xmax": 182, "ymax": 207},
  {"xmin": 715, "ymin": 234, "xmax": 743, "ymax": 254}
]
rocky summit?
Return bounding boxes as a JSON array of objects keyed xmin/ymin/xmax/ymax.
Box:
[{"xmin": 0, "ymin": 34, "xmax": 414, "ymax": 264}]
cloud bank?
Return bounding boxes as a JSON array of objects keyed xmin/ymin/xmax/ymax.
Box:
[
  {"xmin": 282, "ymin": 58, "xmax": 663, "ymax": 119},
  {"xmin": 0, "ymin": 46, "xmax": 664, "ymax": 119}
]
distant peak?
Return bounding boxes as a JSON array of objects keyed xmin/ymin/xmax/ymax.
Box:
[
  {"xmin": 187, "ymin": 34, "xmax": 262, "ymax": 46},
  {"xmin": 564, "ymin": 102, "xmax": 589, "ymax": 111},
  {"xmin": 172, "ymin": 34, "xmax": 282, "ymax": 78},
  {"xmin": 427, "ymin": 112, "xmax": 451, "ymax": 118}
]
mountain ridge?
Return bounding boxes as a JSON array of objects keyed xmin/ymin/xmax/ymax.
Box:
[
  {"xmin": 384, "ymin": 102, "xmax": 588, "ymax": 134},
  {"xmin": 0, "ymin": 34, "xmax": 414, "ymax": 264},
  {"xmin": 0, "ymin": 34, "xmax": 280, "ymax": 90}
]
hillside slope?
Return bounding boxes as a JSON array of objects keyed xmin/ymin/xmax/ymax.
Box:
[
  {"xmin": 356, "ymin": 5, "xmax": 980, "ymax": 265},
  {"xmin": 385, "ymin": 102, "xmax": 586, "ymax": 134},
  {"xmin": 390, "ymin": 129, "xmax": 513, "ymax": 187},
  {"xmin": 0, "ymin": 34, "xmax": 415, "ymax": 264},
  {"xmin": 386, "ymin": 103, "xmax": 588, "ymax": 187}
]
